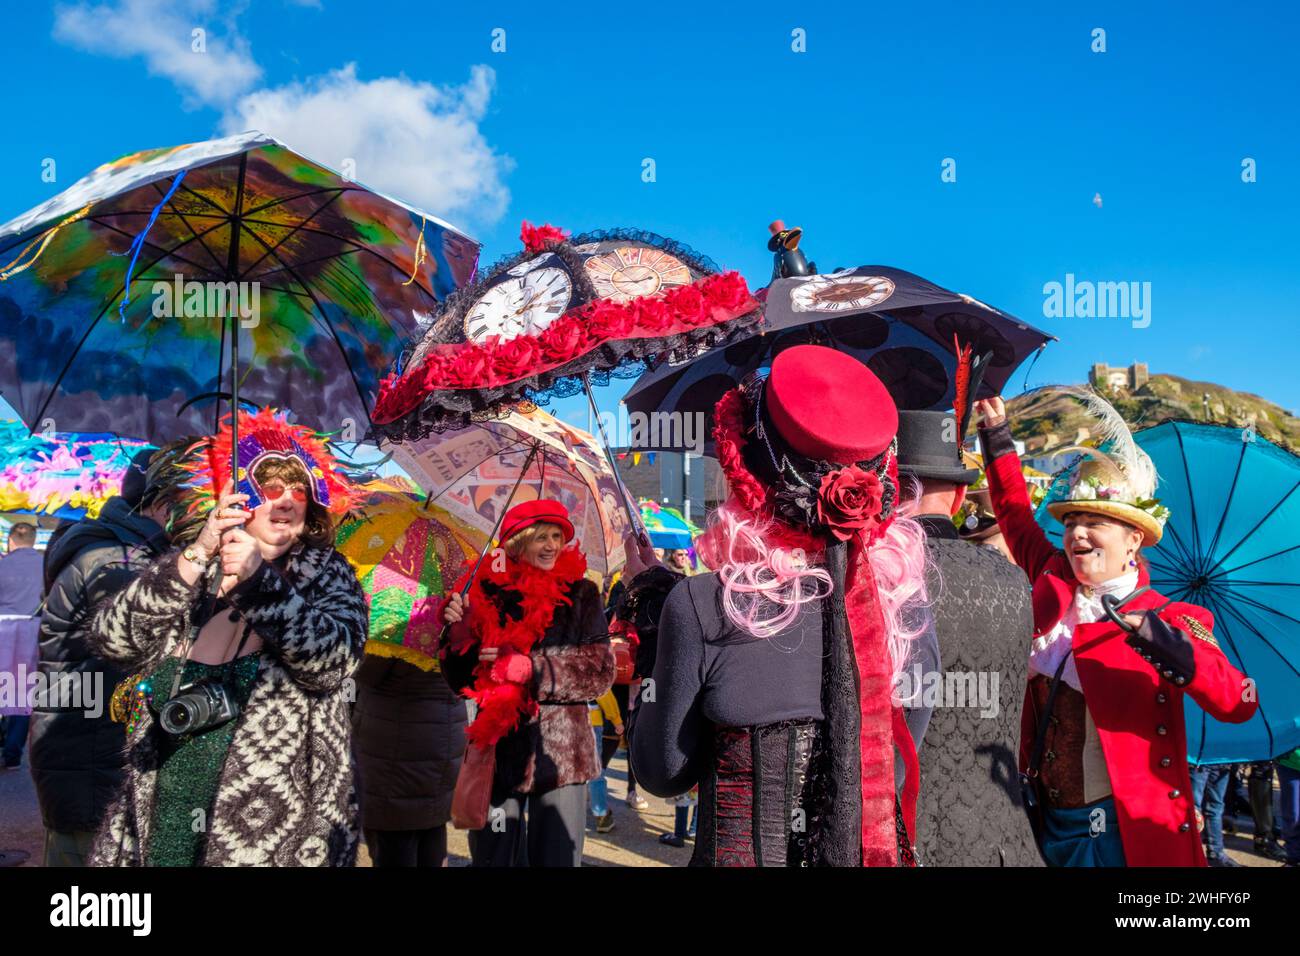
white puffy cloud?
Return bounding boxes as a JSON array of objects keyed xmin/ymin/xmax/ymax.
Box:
[
  {"xmin": 53, "ymin": 0, "xmax": 262, "ymax": 107},
  {"xmin": 53, "ymin": 2, "xmax": 511, "ymax": 227},
  {"xmin": 221, "ymin": 64, "xmax": 511, "ymax": 227}
]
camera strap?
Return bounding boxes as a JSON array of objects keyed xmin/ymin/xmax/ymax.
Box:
[{"xmin": 168, "ymin": 585, "xmax": 254, "ymax": 701}]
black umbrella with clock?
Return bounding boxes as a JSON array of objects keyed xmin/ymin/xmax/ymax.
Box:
[
  {"xmin": 622, "ymin": 225, "xmax": 1057, "ymax": 452},
  {"xmin": 371, "ymin": 224, "xmax": 764, "ymax": 541},
  {"xmin": 372, "ymin": 225, "xmax": 762, "ymax": 438}
]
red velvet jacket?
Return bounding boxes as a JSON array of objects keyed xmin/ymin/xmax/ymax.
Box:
[{"xmin": 981, "ymin": 424, "xmax": 1257, "ymax": 867}]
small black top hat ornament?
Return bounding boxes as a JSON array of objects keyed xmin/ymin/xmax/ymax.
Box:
[{"xmin": 768, "ymin": 220, "xmax": 817, "ymax": 281}]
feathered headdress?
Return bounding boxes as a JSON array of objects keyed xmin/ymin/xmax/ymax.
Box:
[
  {"xmin": 1039, "ymin": 386, "xmax": 1169, "ymax": 545},
  {"xmin": 186, "ymin": 408, "xmax": 354, "ymax": 515}
]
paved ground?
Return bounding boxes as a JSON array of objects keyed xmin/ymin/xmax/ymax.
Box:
[{"xmin": 3, "ymin": 747, "xmax": 1288, "ymax": 868}]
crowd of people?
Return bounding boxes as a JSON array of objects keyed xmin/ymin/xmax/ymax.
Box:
[{"xmin": 1, "ymin": 344, "xmax": 1297, "ymax": 868}]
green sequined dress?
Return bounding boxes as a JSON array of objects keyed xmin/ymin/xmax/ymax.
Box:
[{"xmin": 144, "ymin": 654, "xmax": 261, "ymax": 867}]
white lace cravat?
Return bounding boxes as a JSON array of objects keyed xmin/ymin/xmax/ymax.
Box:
[{"xmin": 1029, "ymin": 570, "xmax": 1139, "ymax": 692}]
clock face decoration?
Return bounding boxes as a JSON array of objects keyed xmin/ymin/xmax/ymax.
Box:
[
  {"xmin": 506, "ymin": 252, "xmax": 556, "ymax": 277},
  {"xmin": 583, "ymin": 246, "xmax": 692, "ymax": 303},
  {"xmin": 789, "ymin": 274, "xmax": 895, "ymax": 313},
  {"xmin": 464, "ymin": 266, "xmax": 575, "ymax": 343}
]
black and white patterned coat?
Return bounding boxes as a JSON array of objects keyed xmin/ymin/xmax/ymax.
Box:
[{"xmin": 87, "ymin": 545, "xmax": 367, "ymax": 867}]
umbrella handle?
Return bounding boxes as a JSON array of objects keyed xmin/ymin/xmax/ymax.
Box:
[
  {"xmin": 435, "ymin": 440, "xmax": 545, "ymax": 647},
  {"xmin": 581, "ymin": 374, "xmax": 650, "ymax": 549},
  {"xmin": 1100, "ymin": 586, "xmax": 1171, "ymax": 633}
]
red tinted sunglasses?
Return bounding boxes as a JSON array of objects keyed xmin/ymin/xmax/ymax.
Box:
[{"xmin": 259, "ymin": 482, "xmax": 309, "ymax": 504}]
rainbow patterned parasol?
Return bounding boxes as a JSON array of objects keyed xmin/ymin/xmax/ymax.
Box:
[{"xmin": 0, "ymin": 131, "xmax": 479, "ymax": 442}]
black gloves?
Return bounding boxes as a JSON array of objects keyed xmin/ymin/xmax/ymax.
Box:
[{"xmin": 1125, "ymin": 611, "xmax": 1197, "ymax": 686}]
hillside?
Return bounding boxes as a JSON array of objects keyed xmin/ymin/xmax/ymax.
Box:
[{"xmin": 1005, "ymin": 373, "xmax": 1300, "ymax": 454}]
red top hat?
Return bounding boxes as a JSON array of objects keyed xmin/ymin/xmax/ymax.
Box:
[
  {"xmin": 766, "ymin": 346, "xmax": 897, "ymax": 463},
  {"xmin": 499, "ymin": 499, "xmax": 575, "ymax": 546}
]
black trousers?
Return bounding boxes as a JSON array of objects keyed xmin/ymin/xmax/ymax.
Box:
[
  {"xmin": 467, "ymin": 783, "xmax": 587, "ymax": 867},
  {"xmin": 363, "ymin": 825, "xmax": 448, "ymax": 868}
]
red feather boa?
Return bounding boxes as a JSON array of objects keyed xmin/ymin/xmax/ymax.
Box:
[{"xmin": 446, "ymin": 548, "xmax": 588, "ymax": 748}]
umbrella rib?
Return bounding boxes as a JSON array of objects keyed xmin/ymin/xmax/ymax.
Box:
[
  {"xmin": 1203, "ymin": 436, "xmax": 1248, "ymax": 563},
  {"xmin": 236, "ymin": 190, "xmax": 347, "ymax": 280},
  {"xmin": 150, "ymin": 179, "xmax": 226, "ymax": 273},
  {"xmin": 29, "ymin": 218, "xmax": 239, "ymax": 431},
  {"xmin": 83, "ymin": 215, "xmax": 226, "ymax": 278},
  {"xmin": 1212, "ymin": 586, "xmax": 1300, "ymax": 630},
  {"xmin": 178, "ymin": 180, "xmax": 233, "ymax": 217},
  {"xmin": 1202, "ymin": 478, "xmax": 1300, "ymax": 578},
  {"xmin": 423, "ymin": 435, "xmax": 531, "ymax": 505},
  {"xmin": 1210, "ymin": 542, "xmax": 1300, "ymax": 580},
  {"xmin": 1212, "ymin": 597, "xmax": 1282, "ymax": 757},
  {"xmin": 1161, "ymin": 519, "xmax": 1200, "ymax": 572},
  {"xmin": 1172, "ymin": 424, "xmax": 1206, "ymax": 572},
  {"xmin": 237, "ymin": 226, "xmax": 376, "ymax": 429},
  {"xmin": 243, "ymin": 247, "xmax": 373, "ymax": 281},
  {"xmin": 1215, "ymin": 595, "xmax": 1300, "ymax": 677},
  {"xmin": 238, "ymin": 217, "xmax": 438, "ymax": 301},
  {"xmin": 239, "ymin": 185, "xmax": 349, "ymax": 218},
  {"xmin": 1211, "ymin": 579, "xmax": 1300, "ymax": 587}
]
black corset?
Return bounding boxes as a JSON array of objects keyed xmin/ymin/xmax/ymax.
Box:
[{"xmin": 692, "ymin": 719, "xmax": 820, "ymax": 867}]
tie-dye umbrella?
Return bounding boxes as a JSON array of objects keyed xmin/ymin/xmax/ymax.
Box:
[
  {"xmin": 0, "ymin": 131, "xmax": 479, "ymax": 443},
  {"xmin": 336, "ymin": 479, "xmax": 487, "ymax": 670},
  {"xmin": 383, "ymin": 406, "xmax": 635, "ymax": 582},
  {"xmin": 637, "ymin": 498, "xmax": 700, "ymax": 550},
  {"xmin": 0, "ymin": 419, "xmax": 149, "ymax": 519}
]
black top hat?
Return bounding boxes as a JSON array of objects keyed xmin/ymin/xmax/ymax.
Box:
[{"xmin": 896, "ymin": 410, "xmax": 980, "ymax": 485}]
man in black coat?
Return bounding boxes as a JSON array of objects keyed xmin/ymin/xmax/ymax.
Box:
[
  {"xmin": 897, "ymin": 410, "xmax": 1040, "ymax": 866},
  {"xmin": 30, "ymin": 448, "xmax": 175, "ymax": 866}
]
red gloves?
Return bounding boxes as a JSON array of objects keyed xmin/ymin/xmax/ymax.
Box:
[{"xmin": 491, "ymin": 649, "xmax": 535, "ymax": 685}]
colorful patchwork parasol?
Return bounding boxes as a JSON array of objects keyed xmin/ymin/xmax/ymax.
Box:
[{"xmin": 336, "ymin": 479, "xmax": 487, "ymax": 670}]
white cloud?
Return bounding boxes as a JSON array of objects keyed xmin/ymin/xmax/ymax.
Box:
[
  {"xmin": 52, "ymin": 2, "xmax": 511, "ymax": 227},
  {"xmin": 221, "ymin": 64, "xmax": 511, "ymax": 226},
  {"xmin": 53, "ymin": 0, "xmax": 262, "ymax": 107}
]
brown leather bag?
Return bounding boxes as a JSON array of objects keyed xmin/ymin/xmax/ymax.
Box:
[{"xmin": 450, "ymin": 742, "xmax": 496, "ymax": 830}]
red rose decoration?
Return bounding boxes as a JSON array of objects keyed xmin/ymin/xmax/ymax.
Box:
[
  {"xmin": 585, "ymin": 299, "xmax": 636, "ymax": 339},
  {"xmin": 817, "ymin": 466, "xmax": 885, "ymax": 541},
  {"xmin": 447, "ymin": 345, "xmax": 493, "ymax": 388},
  {"xmin": 703, "ymin": 271, "xmax": 755, "ymax": 315},
  {"xmin": 537, "ymin": 320, "xmax": 591, "ymax": 363},
  {"xmin": 663, "ymin": 283, "xmax": 708, "ymax": 326},
  {"xmin": 495, "ymin": 335, "xmax": 543, "ymax": 381},
  {"xmin": 419, "ymin": 351, "xmax": 453, "ymax": 388},
  {"xmin": 632, "ymin": 295, "xmax": 675, "ymax": 334}
]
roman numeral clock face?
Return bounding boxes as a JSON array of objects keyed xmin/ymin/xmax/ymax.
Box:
[
  {"xmin": 463, "ymin": 258, "xmax": 576, "ymax": 343},
  {"xmin": 584, "ymin": 247, "xmax": 692, "ymax": 302},
  {"xmin": 789, "ymin": 273, "xmax": 896, "ymax": 313}
]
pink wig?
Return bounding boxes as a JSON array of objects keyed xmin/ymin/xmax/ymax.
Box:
[{"xmin": 700, "ymin": 500, "xmax": 930, "ymax": 681}]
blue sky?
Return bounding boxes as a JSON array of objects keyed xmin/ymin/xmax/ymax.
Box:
[{"xmin": 2, "ymin": 0, "xmax": 1297, "ymax": 436}]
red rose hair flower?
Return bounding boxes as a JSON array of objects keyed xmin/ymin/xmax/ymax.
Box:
[{"xmin": 817, "ymin": 466, "xmax": 886, "ymax": 542}]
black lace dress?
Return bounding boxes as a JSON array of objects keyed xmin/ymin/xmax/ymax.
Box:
[{"xmin": 628, "ymin": 572, "xmax": 930, "ymax": 866}]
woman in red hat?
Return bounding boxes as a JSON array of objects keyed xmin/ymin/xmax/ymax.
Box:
[
  {"xmin": 440, "ymin": 499, "xmax": 614, "ymax": 866},
  {"xmin": 628, "ymin": 345, "xmax": 932, "ymax": 866},
  {"xmin": 974, "ymin": 394, "xmax": 1256, "ymax": 866}
]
